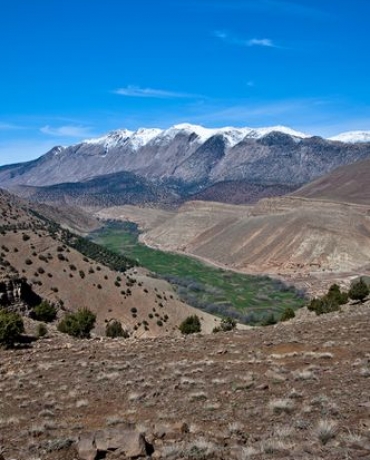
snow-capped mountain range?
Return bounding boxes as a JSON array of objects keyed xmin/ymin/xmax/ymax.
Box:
[
  {"xmin": 84, "ymin": 123, "xmax": 311, "ymax": 151},
  {"xmin": 83, "ymin": 123, "xmax": 370, "ymax": 151},
  {"xmin": 1, "ymin": 122, "xmax": 370, "ymax": 208}
]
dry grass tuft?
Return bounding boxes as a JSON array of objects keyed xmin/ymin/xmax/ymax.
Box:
[
  {"xmin": 314, "ymin": 419, "xmax": 337, "ymax": 445},
  {"xmin": 269, "ymin": 398, "xmax": 295, "ymax": 414}
]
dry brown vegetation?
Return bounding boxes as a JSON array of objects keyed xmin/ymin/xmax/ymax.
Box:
[{"xmin": 0, "ymin": 304, "xmax": 369, "ymax": 459}]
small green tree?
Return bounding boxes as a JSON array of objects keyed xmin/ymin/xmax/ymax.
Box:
[
  {"xmin": 32, "ymin": 301, "xmax": 57, "ymax": 322},
  {"xmin": 179, "ymin": 315, "xmax": 201, "ymax": 335},
  {"xmin": 37, "ymin": 323, "xmax": 48, "ymax": 338},
  {"xmin": 58, "ymin": 308, "xmax": 96, "ymax": 338},
  {"xmin": 0, "ymin": 310, "xmax": 24, "ymax": 347},
  {"xmin": 214, "ymin": 316, "xmax": 237, "ymax": 333},
  {"xmin": 308, "ymin": 283, "xmax": 349, "ymax": 316},
  {"xmin": 106, "ymin": 319, "xmax": 129, "ymax": 338},
  {"xmin": 261, "ymin": 312, "xmax": 277, "ymax": 326},
  {"xmin": 348, "ymin": 278, "xmax": 369, "ymax": 303},
  {"xmin": 308, "ymin": 296, "xmax": 339, "ymax": 315},
  {"xmin": 327, "ymin": 284, "xmax": 348, "ymax": 305},
  {"xmin": 280, "ymin": 307, "xmax": 295, "ymax": 322},
  {"xmin": 221, "ymin": 316, "xmax": 236, "ymax": 331}
]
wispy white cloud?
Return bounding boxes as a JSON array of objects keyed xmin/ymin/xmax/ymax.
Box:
[
  {"xmin": 40, "ymin": 125, "xmax": 94, "ymax": 137},
  {"xmin": 114, "ymin": 85, "xmax": 201, "ymax": 99},
  {"xmin": 0, "ymin": 122, "xmax": 24, "ymax": 130},
  {"xmin": 214, "ymin": 30, "xmax": 276, "ymax": 48},
  {"xmin": 248, "ymin": 38, "xmax": 275, "ymax": 47}
]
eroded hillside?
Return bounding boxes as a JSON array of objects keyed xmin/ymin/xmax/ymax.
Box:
[
  {"xmin": 0, "ymin": 189, "xmax": 219, "ymax": 337},
  {"xmin": 97, "ymin": 198, "xmax": 370, "ymax": 295}
]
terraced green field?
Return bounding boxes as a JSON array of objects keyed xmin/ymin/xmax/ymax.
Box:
[{"xmin": 90, "ymin": 222, "xmax": 306, "ymax": 324}]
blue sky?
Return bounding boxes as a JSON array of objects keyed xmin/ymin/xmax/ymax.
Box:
[{"xmin": 1, "ymin": 0, "xmax": 370, "ymax": 166}]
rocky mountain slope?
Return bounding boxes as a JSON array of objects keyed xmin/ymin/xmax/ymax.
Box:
[
  {"xmin": 2, "ymin": 124, "xmax": 370, "ymax": 206},
  {"xmin": 0, "ymin": 302, "xmax": 370, "ymax": 459},
  {"xmin": 0, "ymin": 189, "xmax": 218, "ymax": 337}
]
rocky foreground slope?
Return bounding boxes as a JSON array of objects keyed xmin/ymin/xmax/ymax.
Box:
[{"xmin": 0, "ymin": 303, "xmax": 369, "ymax": 459}]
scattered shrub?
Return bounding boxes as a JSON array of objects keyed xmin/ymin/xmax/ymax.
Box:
[
  {"xmin": 179, "ymin": 315, "xmax": 201, "ymax": 335},
  {"xmin": 213, "ymin": 316, "xmax": 237, "ymax": 333},
  {"xmin": 37, "ymin": 323, "xmax": 48, "ymax": 338},
  {"xmin": 57, "ymin": 308, "xmax": 96, "ymax": 338},
  {"xmin": 106, "ymin": 319, "xmax": 129, "ymax": 338},
  {"xmin": 280, "ymin": 307, "xmax": 295, "ymax": 322},
  {"xmin": 308, "ymin": 283, "xmax": 349, "ymax": 315},
  {"xmin": 348, "ymin": 278, "xmax": 369, "ymax": 303},
  {"xmin": 0, "ymin": 310, "xmax": 24, "ymax": 347},
  {"xmin": 32, "ymin": 301, "xmax": 57, "ymax": 322},
  {"xmin": 261, "ymin": 313, "xmax": 277, "ymax": 326}
]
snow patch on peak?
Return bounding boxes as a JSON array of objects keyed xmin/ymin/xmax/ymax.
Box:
[
  {"xmin": 159, "ymin": 124, "xmax": 209, "ymax": 142},
  {"xmin": 128, "ymin": 128, "xmax": 163, "ymax": 150},
  {"xmin": 52, "ymin": 146, "xmax": 65, "ymax": 156},
  {"xmin": 84, "ymin": 129, "xmax": 133, "ymax": 146},
  {"xmin": 166, "ymin": 124, "xmax": 251, "ymax": 147},
  {"xmin": 215, "ymin": 127, "xmax": 252, "ymax": 147},
  {"xmin": 250, "ymin": 126, "xmax": 310, "ymax": 139},
  {"xmin": 329, "ymin": 131, "xmax": 370, "ymax": 143}
]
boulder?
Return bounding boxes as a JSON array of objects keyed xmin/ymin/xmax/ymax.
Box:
[
  {"xmin": 80, "ymin": 429, "xmax": 147, "ymax": 459},
  {"xmin": 153, "ymin": 422, "xmax": 189, "ymax": 440},
  {"xmin": 77, "ymin": 432, "xmax": 97, "ymax": 460}
]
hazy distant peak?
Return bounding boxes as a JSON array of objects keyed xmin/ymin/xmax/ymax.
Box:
[{"xmin": 329, "ymin": 131, "xmax": 370, "ymax": 143}]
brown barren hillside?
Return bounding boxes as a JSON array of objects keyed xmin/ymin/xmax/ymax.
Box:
[
  {"xmin": 0, "ymin": 189, "xmax": 219, "ymax": 337},
  {"xmin": 98, "ymin": 198, "xmax": 370, "ymax": 295},
  {"xmin": 292, "ymin": 156, "xmax": 370, "ymax": 205},
  {"xmin": 106, "ymin": 199, "xmax": 370, "ymax": 274}
]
